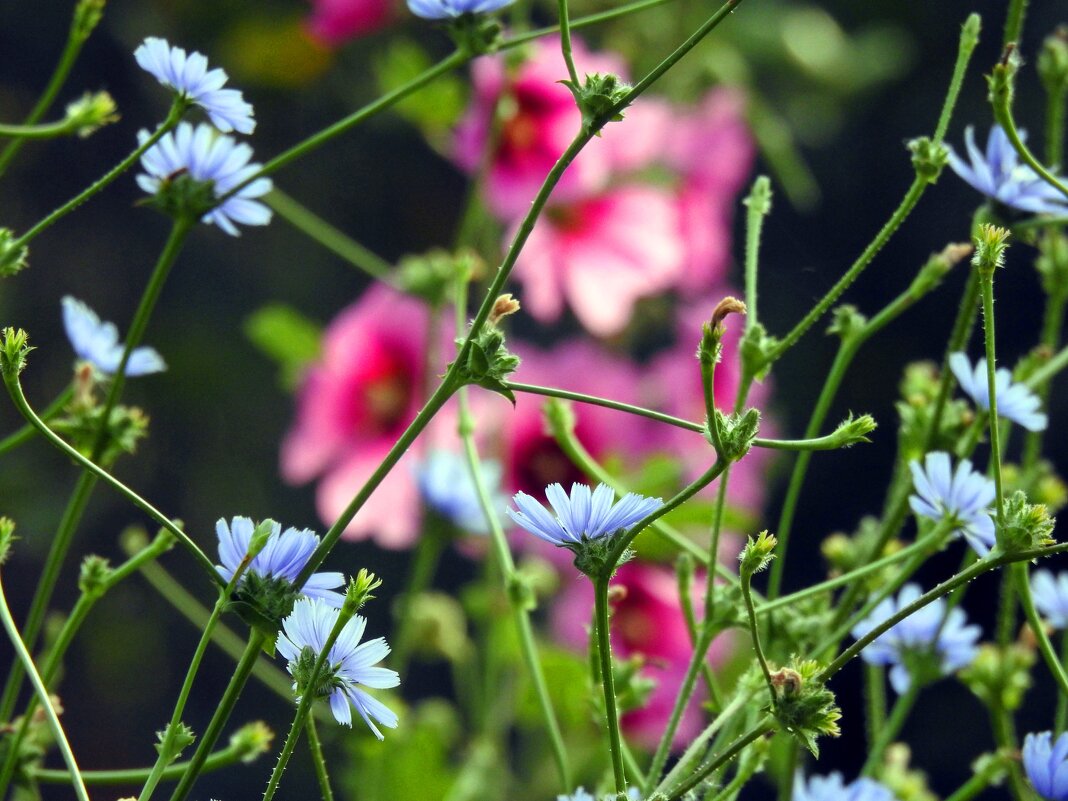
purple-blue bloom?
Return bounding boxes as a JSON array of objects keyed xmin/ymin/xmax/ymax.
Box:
[
  {"xmin": 277, "ymin": 597, "xmax": 400, "ymax": 737},
  {"xmin": 949, "ymin": 352, "xmax": 1048, "ymax": 432},
  {"xmin": 62, "ymin": 296, "xmax": 166, "ymax": 376},
  {"xmin": 134, "ymin": 37, "xmax": 255, "ymax": 134},
  {"xmin": 909, "ymin": 451, "xmax": 996, "ymax": 555},
  {"xmin": 1031, "ymin": 570, "xmax": 1068, "ymax": 630},
  {"xmin": 137, "ymin": 123, "xmax": 272, "ymax": 236},
  {"xmin": 1024, "ymin": 731, "xmax": 1068, "ymax": 801},
  {"xmin": 947, "ymin": 125, "xmax": 1067, "ymax": 215},
  {"xmin": 414, "ymin": 450, "xmax": 505, "ymax": 533},
  {"xmin": 508, "ymin": 482, "xmax": 662, "ymax": 548},
  {"xmin": 216, "ymin": 516, "xmax": 345, "ymax": 607},
  {"xmin": 850, "ymin": 583, "xmax": 981, "ymax": 693},
  {"xmin": 793, "ymin": 772, "xmax": 896, "ymax": 801},
  {"xmin": 407, "ymin": 0, "xmax": 516, "ymax": 19}
]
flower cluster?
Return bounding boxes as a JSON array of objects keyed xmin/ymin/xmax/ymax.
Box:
[
  {"xmin": 851, "ymin": 583, "xmax": 981, "ymax": 693},
  {"xmin": 909, "ymin": 452, "xmax": 996, "ymax": 555}
]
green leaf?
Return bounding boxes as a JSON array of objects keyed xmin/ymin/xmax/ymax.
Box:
[{"xmin": 243, "ymin": 304, "xmax": 322, "ymax": 390}]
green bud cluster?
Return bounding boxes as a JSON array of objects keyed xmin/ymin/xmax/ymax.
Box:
[
  {"xmin": 0, "ymin": 328, "xmax": 32, "ymax": 376},
  {"xmin": 998, "ymin": 491, "xmax": 1056, "ymax": 553},
  {"xmin": 707, "ymin": 407, "xmax": 760, "ymax": 462},
  {"xmin": 63, "ymin": 91, "xmax": 119, "ymax": 138},
  {"xmin": 451, "ymin": 323, "xmax": 521, "ymax": 403},
  {"xmin": 564, "ymin": 73, "xmax": 631, "ymax": 135},
  {"xmin": 77, "ymin": 555, "xmax": 112, "ymax": 596},
  {"xmin": 973, "ymin": 224, "xmax": 1011, "ymax": 275},
  {"xmin": 229, "ymin": 720, "xmax": 275, "ymax": 764},
  {"xmin": 446, "ymin": 13, "xmax": 503, "ymax": 57},
  {"xmin": 768, "ymin": 659, "xmax": 841, "ymax": 757},
  {"xmin": 1038, "ymin": 27, "xmax": 1068, "ymax": 96},
  {"xmin": 739, "ymin": 530, "xmax": 776, "ymax": 578},
  {"xmin": 908, "ymin": 137, "xmax": 948, "ymax": 183},
  {"xmin": 145, "ymin": 172, "xmax": 219, "ymax": 225},
  {"xmin": 961, "ymin": 642, "xmax": 1036, "ymax": 711},
  {"xmin": 396, "ymin": 249, "xmax": 480, "ymax": 306},
  {"xmin": 0, "ymin": 230, "xmax": 29, "ymax": 278},
  {"xmin": 739, "ymin": 321, "xmax": 778, "ymax": 380},
  {"xmin": 154, "ymin": 721, "xmax": 196, "ymax": 763},
  {"xmin": 0, "ymin": 518, "xmax": 14, "ymax": 566}
]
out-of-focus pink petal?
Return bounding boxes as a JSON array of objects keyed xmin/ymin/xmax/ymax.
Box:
[{"xmin": 306, "ymin": 0, "xmax": 395, "ymax": 45}]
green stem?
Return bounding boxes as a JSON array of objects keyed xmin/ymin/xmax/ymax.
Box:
[
  {"xmin": 0, "ymin": 572, "xmax": 90, "ymax": 801},
  {"xmin": 1057, "ymin": 631, "xmax": 1068, "ymax": 733},
  {"xmin": 757, "ymin": 529, "xmax": 944, "ymax": 615},
  {"xmin": 1003, "ymin": 0, "xmax": 1027, "ymax": 46},
  {"xmin": 657, "ymin": 693, "xmax": 747, "ymax": 796},
  {"xmin": 935, "ymin": 14, "xmax": 982, "ymax": 145},
  {"xmin": 0, "ymin": 117, "xmax": 85, "ymax": 139},
  {"xmin": 817, "ymin": 541, "xmax": 1068, "ymax": 682},
  {"xmin": 13, "ymin": 104, "xmax": 183, "ymax": 248},
  {"xmin": 1047, "ymin": 69, "xmax": 1066, "ymax": 169},
  {"xmin": 504, "ymin": 382, "xmax": 701, "ymax": 432},
  {"xmin": 743, "ymin": 176, "xmax": 772, "ymax": 332},
  {"xmin": 457, "ymin": 363, "xmax": 571, "ymax": 787},
  {"xmin": 943, "ymin": 753, "xmax": 1013, "ymax": 801},
  {"xmin": 2, "ymin": 372, "xmax": 218, "ymax": 580},
  {"xmin": 979, "ymin": 268, "xmax": 1006, "ymax": 533},
  {"xmin": 32, "ymin": 742, "xmax": 248, "ymax": 785},
  {"xmin": 860, "ymin": 682, "xmax": 920, "ymax": 777},
  {"xmin": 245, "ymin": 51, "xmax": 469, "ymax": 188},
  {"xmin": 0, "ymin": 4, "xmax": 98, "ymax": 178},
  {"xmin": 742, "ymin": 568, "xmax": 776, "ymax": 703},
  {"xmin": 990, "ymin": 701, "xmax": 1027, "ymax": 801},
  {"xmin": 0, "ymin": 385, "xmax": 73, "ymax": 456},
  {"xmin": 1014, "ymin": 562, "xmax": 1068, "ymax": 697},
  {"xmin": 864, "ymin": 665, "xmax": 886, "ymax": 753},
  {"xmin": 134, "ymin": 559, "xmax": 295, "ymax": 701},
  {"xmin": 666, "ymin": 716, "xmax": 777, "ymax": 801},
  {"xmin": 266, "ymin": 189, "xmax": 396, "ymax": 283},
  {"xmin": 557, "ymin": 0, "xmax": 580, "ymax": 85},
  {"xmin": 593, "ymin": 574, "xmax": 627, "ymax": 795},
  {"xmin": 306, "ymin": 715, "xmax": 334, "ymax": 801},
  {"xmin": 167, "ymin": 632, "xmax": 267, "ymax": 801},
  {"xmin": 140, "ymin": 566, "xmax": 250, "ymax": 801},
  {"xmin": 993, "ymin": 102, "xmax": 1068, "ymax": 202},
  {"xmin": 0, "ymin": 532, "xmax": 173, "ymax": 797}
]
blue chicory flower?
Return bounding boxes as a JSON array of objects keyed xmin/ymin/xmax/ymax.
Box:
[
  {"xmin": 216, "ymin": 516, "xmax": 345, "ymax": 607},
  {"xmin": 507, "ymin": 482, "xmax": 662, "ymax": 548},
  {"xmin": 793, "ymin": 772, "xmax": 896, "ymax": 801},
  {"xmin": 947, "ymin": 125, "xmax": 1067, "ymax": 215},
  {"xmin": 134, "ymin": 37, "xmax": 255, "ymax": 134},
  {"xmin": 277, "ymin": 597, "xmax": 400, "ymax": 737},
  {"xmin": 137, "ymin": 122, "xmax": 272, "ymax": 236},
  {"xmin": 850, "ymin": 583, "xmax": 981, "ymax": 694},
  {"xmin": 908, "ymin": 451, "xmax": 996, "ymax": 555},
  {"xmin": 555, "ymin": 789, "xmax": 640, "ymax": 801},
  {"xmin": 949, "ymin": 352, "xmax": 1048, "ymax": 432},
  {"xmin": 1031, "ymin": 570, "xmax": 1068, "ymax": 630},
  {"xmin": 62, "ymin": 296, "xmax": 166, "ymax": 376},
  {"xmin": 414, "ymin": 450, "xmax": 506, "ymax": 534},
  {"xmin": 1024, "ymin": 731, "xmax": 1068, "ymax": 801},
  {"xmin": 407, "ymin": 0, "xmax": 516, "ymax": 20}
]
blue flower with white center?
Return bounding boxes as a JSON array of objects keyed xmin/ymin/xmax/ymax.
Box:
[
  {"xmin": 850, "ymin": 583, "xmax": 981, "ymax": 693},
  {"xmin": 793, "ymin": 772, "xmax": 896, "ymax": 801},
  {"xmin": 507, "ymin": 482, "xmax": 663, "ymax": 549},
  {"xmin": 134, "ymin": 37, "xmax": 255, "ymax": 134},
  {"xmin": 216, "ymin": 516, "xmax": 345, "ymax": 607},
  {"xmin": 407, "ymin": 0, "xmax": 516, "ymax": 20},
  {"xmin": 414, "ymin": 450, "xmax": 505, "ymax": 534},
  {"xmin": 909, "ymin": 451, "xmax": 996, "ymax": 556},
  {"xmin": 137, "ymin": 122, "xmax": 272, "ymax": 236},
  {"xmin": 277, "ymin": 597, "xmax": 400, "ymax": 737},
  {"xmin": 949, "ymin": 352, "xmax": 1048, "ymax": 432},
  {"xmin": 947, "ymin": 125, "xmax": 1067, "ymax": 215},
  {"xmin": 62, "ymin": 296, "xmax": 165, "ymax": 376},
  {"xmin": 1031, "ymin": 570, "xmax": 1068, "ymax": 630},
  {"xmin": 1025, "ymin": 731, "xmax": 1068, "ymax": 801}
]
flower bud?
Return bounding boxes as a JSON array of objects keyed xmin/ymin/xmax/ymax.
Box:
[
  {"xmin": 908, "ymin": 137, "xmax": 948, "ymax": 183},
  {"xmin": 229, "ymin": 720, "xmax": 274, "ymax": 764},
  {"xmin": 0, "ymin": 229, "xmax": 28, "ymax": 278},
  {"xmin": 1039, "ymin": 27, "xmax": 1068, "ymax": 96},
  {"xmin": 63, "ymin": 91, "xmax": 119, "ymax": 138},
  {"xmin": 973, "ymin": 224, "xmax": 1011, "ymax": 274},
  {"xmin": 344, "ymin": 568, "xmax": 383, "ymax": 614},
  {"xmin": 0, "ymin": 518, "xmax": 14, "ymax": 565},
  {"xmin": 0, "ymin": 328, "xmax": 33, "ymax": 376},
  {"xmin": 78, "ymin": 555, "xmax": 112, "ymax": 596}
]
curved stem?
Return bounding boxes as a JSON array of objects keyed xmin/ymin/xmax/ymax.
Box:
[
  {"xmin": 505, "ymin": 380, "xmax": 703, "ymax": 433},
  {"xmin": 0, "ymin": 572, "xmax": 90, "ymax": 801},
  {"xmin": 1003, "ymin": 0, "xmax": 1027, "ymax": 47},
  {"xmin": 2, "ymin": 372, "xmax": 218, "ymax": 580},
  {"xmin": 0, "ymin": 385, "xmax": 73, "ymax": 456},
  {"xmin": 33, "ymin": 742, "xmax": 248, "ymax": 786},
  {"xmin": 666, "ymin": 716, "xmax": 776, "ymax": 801},
  {"xmin": 593, "ymin": 574, "xmax": 627, "ymax": 795},
  {"xmin": 0, "ymin": 117, "xmax": 85, "ymax": 139},
  {"xmin": 13, "ymin": 104, "xmax": 183, "ymax": 248},
  {"xmin": 993, "ymin": 102, "xmax": 1068, "ymax": 202},
  {"xmin": 1014, "ymin": 562, "xmax": 1068, "ymax": 697}
]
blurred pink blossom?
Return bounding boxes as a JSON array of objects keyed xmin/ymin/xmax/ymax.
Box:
[
  {"xmin": 551, "ymin": 561, "xmax": 732, "ymax": 749},
  {"xmin": 280, "ymin": 286, "xmax": 452, "ymax": 548},
  {"xmin": 306, "ymin": 0, "xmax": 395, "ymax": 45},
  {"xmin": 453, "ymin": 39, "xmax": 626, "ymax": 220},
  {"xmin": 512, "ymin": 185, "xmax": 686, "ymax": 336}
]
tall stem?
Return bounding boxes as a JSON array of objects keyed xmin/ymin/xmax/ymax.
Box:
[
  {"xmin": 860, "ymin": 682, "xmax": 920, "ymax": 776},
  {"xmin": 593, "ymin": 574, "xmax": 627, "ymax": 795}
]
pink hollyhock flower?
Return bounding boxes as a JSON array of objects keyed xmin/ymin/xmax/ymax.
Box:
[
  {"xmin": 551, "ymin": 561, "xmax": 732, "ymax": 749},
  {"xmin": 306, "ymin": 0, "xmax": 395, "ymax": 45},
  {"xmin": 512, "ymin": 184, "xmax": 686, "ymax": 336},
  {"xmin": 281, "ymin": 285, "xmax": 453, "ymax": 548},
  {"xmin": 453, "ymin": 38, "xmax": 626, "ymax": 220}
]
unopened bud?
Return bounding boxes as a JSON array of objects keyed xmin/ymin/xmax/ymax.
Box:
[
  {"xmin": 488, "ymin": 293, "xmax": 521, "ymax": 325},
  {"xmin": 344, "ymin": 568, "xmax": 383, "ymax": 613},
  {"xmin": 973, "ymin": 225, "xmax": 1011, "ymax": 274}
]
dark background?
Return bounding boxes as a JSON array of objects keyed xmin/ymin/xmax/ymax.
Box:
[{"xmin": 1, "ymin": 0, "xmax": 1066, "ymax": 798}]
